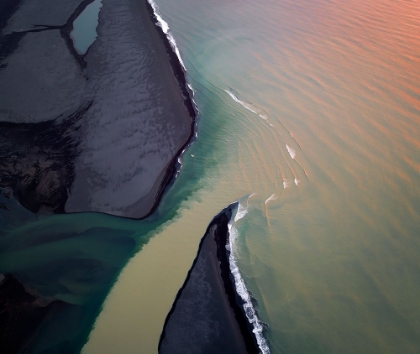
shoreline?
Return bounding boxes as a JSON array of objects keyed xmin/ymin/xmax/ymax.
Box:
[
  {"xmin": 65, "ymin": 0, "xmax": 198, "ymax": 221},
  {"xmin": 0, "ymin": 0, "xmax": 198, "ymax": 351},
  {"xmin": 134, "ymin": 0, "xmax": 198, "ymax": 221},
  {"xmin": 1, "ymin": 0, "xmax": 197, "ymax": 219},
  {"xmin": 145, "ymin": 0, "xmax": 196, "ymax": 119},
  {"xmin": 62, "ymin": 0, "xmax": 196, "ymax": 218},
  {"xmin": 159, "ymin": 203, "xmax": 260, "ymax": 354}
]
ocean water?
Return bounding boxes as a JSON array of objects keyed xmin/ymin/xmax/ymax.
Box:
[
  {"xmin": 84, "ymin": 0, "xmax": 420, "ymax": 353},
  {"xmin": 2, "ymin": 0, "xmax": 419, "ymax": 352}
]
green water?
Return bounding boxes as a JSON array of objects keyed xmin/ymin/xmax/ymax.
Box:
[
  {"xmin": 3, "ymin": 0, "xmax": 420, "ymax": 352},
  {"xmin": 70, "ymin": 0, "xmax": 103, "ymax": 55},
  {"xmin": 88, "ymin": 0, "xmax": 420, "ymax": 352}
]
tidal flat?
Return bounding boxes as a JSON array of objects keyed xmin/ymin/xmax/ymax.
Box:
[{"xmin": 0, "ymin": 0, "xmax": 195, "ymax": 351}]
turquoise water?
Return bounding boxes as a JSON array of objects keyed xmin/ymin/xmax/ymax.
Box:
[
  {"xmin": 2, "ymin": 0, "xmax": 420, "ymax": 352},
  {"xmin": 70, "ymin": 0, "xmax": 103, "ymax": 55},
  {"xmin": 90, "ymin": 0, "xmax": 419, "ymax": 352}
]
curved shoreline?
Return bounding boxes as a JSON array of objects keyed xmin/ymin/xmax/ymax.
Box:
[
  {"xmin": 1, "ymin": 0, "xmax": 197, "ymax": 219},
  {"xmin": 0, "ymin": 0, "xmax": 199, "ymax": 351},
  {"xmin": 159, "ymin": 202, "xmax": 260, "ymax": 354},
  {"xmin": 132, "ymin": 0, "xmax": 198, "ymax": 221},
  {"xmin": 145, "ymin": 0, "xmax": 196, "ymax": 119}
]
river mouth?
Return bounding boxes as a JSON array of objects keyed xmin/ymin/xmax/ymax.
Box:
[
  {"xmin": 70, "ymin": 0, "xmax": 103, "ymax": 55},
  {"xmin": 2, "ymin": 0, "xmax": 420, "ymax": 352},
  {"xmin": 84, "ymin": 0, "xmax": 420, "ymax": 353}
]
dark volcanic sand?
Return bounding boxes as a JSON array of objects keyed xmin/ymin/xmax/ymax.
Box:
[
  {"xmin": 0, "ymin": 0, "xmax": 195, "ymax": 218},
  {"xmin": 159, "ymin": 204, "xmax": 259, "ymax": 354},
  {"xmin": 0, "ymin": 0, "xmax": 196, "ymax": 352}
]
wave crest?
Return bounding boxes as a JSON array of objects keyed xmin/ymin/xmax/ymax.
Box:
[{"xmin": 227, "ymin": 199, "xmax": 271, "ymax": 354}]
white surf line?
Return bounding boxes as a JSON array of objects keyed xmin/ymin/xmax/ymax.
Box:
[
  {"xmin": 284, "ymin": 132, "xmax": 308, "ymax": 181},
  {"xmin": 258, "ymin": 113, "xmax": 275, "ymax": 127},
  {"xmin": 147, "ymin": 0, "xmax": 186, "ymax": 71},
  {"xmin": 278, "ymin": 120, "xmax": 303, "ymax": 150},
  {"xmin": 223, "ymin": 88, "xmax": 304, "ymax": 187},
  {"xmin": 264, "ymin": 193, "xmax": 276, "ymax": 225},
  {"xmin": 264, "ymin": 193, "xmax": 281, "ymax": 227},
  {"xmin": 289, "ymin": 155, "xmax": 309, "ymax": 182},
  {"xmin": 282, "ymin": 136, "xmax": 308, "ymax": 183},
  {"xmin": 280, "ymin": 151, "xmax": 299, "ymax": 190},
  {"xmin": 234, "ymin": 193, "xmax": 256, "ymax": 222},
  {"xmin": 228, "ymin": 198, "xmax": 271, "ymax": 354},
  {"xmin": 289, "ymin": 131, "xmax": 302, "ymax": 150},
  {"xmin": 285, "ymin": 144, "xmax": 296, "ymax": 159},
  {"xmin": 148, "ymin": 0, "xmax": 200, "ymax": 122},
  {"xmin": 187, "ymin": 83, "xmax": 194, "ymax": 93},
  {"xmin": 224, "ymin": 90, "xmax": 274, "ymax": 127},
  {"xmin": 285, "ymin": 144, "xmax": 303, "ymax": 185},
  {"xmin": 148, "ymin": 0, "xmax": 202, "ymax": 178},
  {"xmin": 264, "ymin": 193, "xmax": 277, "ymax": 204},
  {"xmin": 225, "ymin": 90, "xmax": 257, "ymax": 114},
  {"xmin": 284, "ymin": 164, "xmax": 301, "ymax": 187}
]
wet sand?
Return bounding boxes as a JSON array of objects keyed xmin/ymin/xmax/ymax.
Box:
[
  {"xmin": 0, "ymin": 0, "xmax": 195, "ymax": 218},
  {"xmin": 65, "ymin": 0, "xmax": 196, "ymax": 218},
  {"xmin": 0, "ymin": 0, "xmax": 195, "ymax": 352},
  {"xmin": 159, "ymin": 203, "xmax": 259, "ymax": 354}
]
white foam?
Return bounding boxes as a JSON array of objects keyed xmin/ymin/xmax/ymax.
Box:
[
  {"xmin": 264, "ymin": 193, "xmax": 277, "ymax": 204},
  {"xmin": 283, "ymin": 179, "xmax": 290, "ymax": 188},
  {"xmin": 147, "ymin": 0, "xmax": 187, "ymax": 71},
  {"xmin": 225, "ymin": 89, "xmax": 275, "ymax": 128},
  {"xmin": 286, "ymin": 144, "xmax": 296, "ymax": 159},
  {"xmin": 187, "ymin": 83, "xmax": 195, "ymax": 94},
  {"xmin": 225, "ymin": 89, "xmax": 266, "ymax": 117},
  {"xmin": 259, "ymin": 114, "xmax": 274, "ymax": 127},
  {"xmin": 234, "ymin": 201, "xmax": 249, "ymax": 222},
  {"xmin": 145, "ymin": 0, "xmax": 201, "ymax": 187},
  {"xmin": 227, "ymin": 205, "xmax": 271, "ymax": 354},
  {"xmin": 225, "ymin": 90, "xmax": 256, "ymax": 112}
]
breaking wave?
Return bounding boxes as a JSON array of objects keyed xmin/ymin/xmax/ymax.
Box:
[
  {"xmin": 147, "ymin": 0, "xmax": 199, "ymax": 177},
  {"xmin": 265, "ymin": 193, "xmax": 277, "ymax": 204},
  {"xmin": 147, "ymin": 0, "xmax": 186, "ymax": 70},
  {"xmin": 224, "ymin": 90, "xmax": 274, "ymax": 127},
  {"xmin": 286, "ymin": 144, "xmax": 296, "ymax": 159},
  {"xmin": 227, "ymin": 199, "xmax": 271, "ymax": 354}
]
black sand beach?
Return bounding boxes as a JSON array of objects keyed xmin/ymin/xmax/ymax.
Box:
[
  {"xmin": 0, "ymin": 0, "xmax": 196, "ymax": 352},
  {"xmin": 0, "ymin": 0, "xmax": 195, "ymax": 218},
  {"xmin": 159, "ymin": 203, "xmax": 259, "ymax": 354}
]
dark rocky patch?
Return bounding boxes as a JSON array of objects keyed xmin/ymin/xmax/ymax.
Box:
[
  {"xmin": 0, "ymin": 274, "xmax": 67, "ymax": 354},
  {"xmin": 0, "ymin": 103, "xmax": 90, "ymax": 213}
]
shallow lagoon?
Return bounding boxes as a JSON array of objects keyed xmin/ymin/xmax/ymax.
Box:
[{"xmin": 70, "ymin": 0, "xmax": 102, "ymax": 55}]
